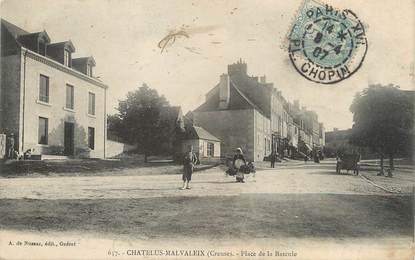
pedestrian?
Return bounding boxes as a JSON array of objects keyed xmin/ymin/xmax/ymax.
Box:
[
  {"xmin": 181, "ymin": 145, "xmax": 197, "ymax": 190},
  {"xmin": 6, "ymin": 133, "xmax": 15, "ymax": 159},
  {"xmin": 270, "ymin": 151, "xmax": 276, "ymax": 168},
  {"xmin": 233, "ymin": 148, "xmax": 246, "ymax": 183}
]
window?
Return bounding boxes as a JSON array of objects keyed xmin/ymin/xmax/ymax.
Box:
[
  {"xmin": 66, "ymin": 84, "xmax": 74, "ymax": 109},
  {"xmin": 38, "ymin": 117, "xmax": 48, "ymax": 144},
  {"xmin": 64, "ymin": 49, "xmax": 70, "ymax": 67},
  {"xmin": 207, "ymin": 142, "xmax": 214, "ymax": 157},
  {"xmin": 88, "ymin": 127, "xmax": 95, "ymax": 150},
  {"xmin": 88, "ymin": 92, "xmax": 95, "ymax": 115},
  {"xmin": 86, "ymin": 64, "xmax": 93, "ymax": 77},
  {"xmin": 39, "ymin": 75, "xmax": 49, "ymax": 103}
]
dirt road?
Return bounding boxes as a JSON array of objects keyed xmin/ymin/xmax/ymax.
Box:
[{"xmin": 0, "ymin": 163, "xmax": 413, "ymax": 260}]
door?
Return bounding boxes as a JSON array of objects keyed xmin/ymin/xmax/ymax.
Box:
[{"xmin": 64, "ymin": 122, "xmax": 74, "ymax": 156}]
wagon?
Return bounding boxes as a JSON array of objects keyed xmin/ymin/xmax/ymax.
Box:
[{"xmin": 336, "ymin": 153, "xmax": 360, "ymax": 175}]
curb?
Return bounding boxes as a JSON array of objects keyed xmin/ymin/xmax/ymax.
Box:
[{"xmin": 359, "ymin": 173, "xmax": 401, "ymax": 194}]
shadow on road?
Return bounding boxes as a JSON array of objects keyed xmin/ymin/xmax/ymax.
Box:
[{"xmin": 0, "ymin": 194, "xmax": 412, "ymax": 241}]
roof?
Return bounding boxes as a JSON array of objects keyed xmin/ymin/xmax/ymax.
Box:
[
  {"xmin": 229, "ymin": 72, "xmax": 272, "ymax": 117},
  {"xmin": 194, "ymin": 79, "xmax": 266, "ymax": 116},
  {"xmin": 73, "ymin": 56, "xmax": 96, "ymax": 66},
  {"xmin": 47, "ymin": 40, "xmax": 76, "ymax": 52},
  {"xmin": 18, "ymin": 31, "xmax": 50, "ymax": 43},
  {"xmin": 185, "ymin": 125, "xmax": 220, "ymax": 142},
  {"xmin": 1, "ymin": 19, "xmax": 28, "ymax": 38}
]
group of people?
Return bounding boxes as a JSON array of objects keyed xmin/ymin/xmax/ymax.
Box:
[
  {"xmin": 4, "ymin": 133, "xmax": 33, "ymax": 160},
  {"xmin": 180, "ymin": 146, "xmax": 252, "ymax": 190}
]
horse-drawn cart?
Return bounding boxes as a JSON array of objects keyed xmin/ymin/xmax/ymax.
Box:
[{"xmin": 336, "ymin": 153, "xmax": 360, "ymax": 175}]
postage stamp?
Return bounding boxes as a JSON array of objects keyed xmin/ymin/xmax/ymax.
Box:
[{"xmin": 288, "ymin": 0, "xmax": 367, "ymax": 84}]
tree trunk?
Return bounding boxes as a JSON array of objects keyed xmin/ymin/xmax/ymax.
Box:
[
  {"xmin": 144, "ymin": 153, "xmax": 148, "ymax": 163},
  {"xmin": 378, "ymin": 153, "xmax": 384, "ymax": 175},
  {"xmin": 389, "ymin": 153, "xmax": 394, "ymax": 170}
]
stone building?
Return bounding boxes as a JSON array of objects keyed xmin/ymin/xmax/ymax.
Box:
[
  {"xmin": 193, "ymin": 60, "xmax": 271, "ymax": 161},
  {"xmin": 0, "ymin": 19, "xmax": 108, "ymax": 158},
  {"xmin": 193, "ymin": 60, "xmax": 325, "ymax": 161}
]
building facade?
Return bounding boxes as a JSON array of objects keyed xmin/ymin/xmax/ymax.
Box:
[
  {"xmin": 182, "ymin": 125, "xmax": 221, "ymax": 162},
  {"xmin": 193, "ymin": 61, "xmax": 272, "ymax": 161},
  {"xmin": 1, "ymin": 19, "xmax": 108, "ymax": 158},
  {"xmin": 193, "ymin": 60, "xmax": 325, "ymax": 161}
]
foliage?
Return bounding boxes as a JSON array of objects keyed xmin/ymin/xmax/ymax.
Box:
[
  {"xmin": 349, "ymin": 84, "xmax": 414, "ymax": 171},
  {"xmin": 108, "ymin": 84, "xmax": 170, "ymax": 161}
]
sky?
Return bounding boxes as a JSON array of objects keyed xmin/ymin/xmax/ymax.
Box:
[{"xmin": 1, "ymin": 0, "xmax": 414, "ymax": 130}]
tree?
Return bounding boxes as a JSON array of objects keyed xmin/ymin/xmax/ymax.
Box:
[
  {"xmin": 109, "ymin": 84, "xmax": 170, "ymax": 162},
  {"xmin": 349, "ymin": 84, "xmax": 414, "ymax": 175}
]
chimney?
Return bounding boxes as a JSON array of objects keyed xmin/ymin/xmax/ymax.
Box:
[
  {"xmin": 260, "ymin": 75, "xmax": 266, "ymax": 83},
  {"xmin": 218, "ymin": 74, "xmax": 230, "ymax": 109},
  {"xmin": 228, "ymin": 59, "xmax": 247, "ymax": 76}
]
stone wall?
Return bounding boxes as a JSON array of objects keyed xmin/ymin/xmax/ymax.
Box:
[{"xmin": 105, "ymin": 140, "xmax": 136, "ymax": 158}]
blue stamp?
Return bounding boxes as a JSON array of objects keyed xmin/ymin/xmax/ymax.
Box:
[{"xmin": 288, "ymin": 0, "xmax": 367, "ymax": 84}]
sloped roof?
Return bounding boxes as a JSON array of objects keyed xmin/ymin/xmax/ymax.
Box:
[
  {"xmin": 1, "ymin": 19, "xmax": 28, "ymax": 38},
  {"xmin": 185, "ymin": 125, "xmax": 220, "ymax": 142},
  {"xmin": 229, "ymin": 73, "xmax": 272, "ymax": 117},
  {"xmin": 193, "ymin": 80, "xmax": 266, "ymax": 116}
]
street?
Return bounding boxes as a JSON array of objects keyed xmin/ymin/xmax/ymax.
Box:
[{"xmin": 0, "ymin": 161, "xmax": 413, "ymax": 259}]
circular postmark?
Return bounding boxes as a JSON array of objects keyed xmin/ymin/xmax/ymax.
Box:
[{"xmin": 288, "ymin": 1, "xmax": 367, "ymax": 84}]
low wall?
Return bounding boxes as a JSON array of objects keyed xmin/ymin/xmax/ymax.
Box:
[{"xmin": 105, "ymin": 140, "xmax": 137, "ymax": 158}]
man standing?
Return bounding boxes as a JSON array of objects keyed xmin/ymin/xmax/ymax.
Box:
[
  {"xmin": 6, "ymin": 133, "xmax": 15, "ymax": 159},
  {"xmin": 270, "ymin": 151, "xmax": 276, "ymax": 168},
  {"xmin": 181, "ymin": 145, "xmax": 197, "ymax": 190}
]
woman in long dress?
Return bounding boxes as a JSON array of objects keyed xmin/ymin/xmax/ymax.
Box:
[{"xmin": 233, "ymin": 148, "xmax": 246, "ymax": 183}]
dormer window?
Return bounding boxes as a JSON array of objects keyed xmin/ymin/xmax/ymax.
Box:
[
  {"xmin": 64, "ymin": 49, "xmax": 71, "ymax": 67},
  {"xmin": 39, "ymin": 40, "xmax": 46, "ymax": 56},
  {"xmin": 46, "ymin": 41, "xmax": 75, "ymax": 66},
  {"xmin": 72, "ymin": 56, "xmax": 96, "ymax": 76},
  {"xmin": 86, "ymin": 64, "xmax": 93, "ymax": 77}
]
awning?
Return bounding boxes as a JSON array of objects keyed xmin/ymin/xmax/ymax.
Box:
[{"xmin": 305, "ymin": 144, "xmax": 312, "ymax": 151}]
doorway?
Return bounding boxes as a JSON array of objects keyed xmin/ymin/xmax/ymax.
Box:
[{"xmin": 64, "ymin": 122, "xmax": 74, "ymax": 156}]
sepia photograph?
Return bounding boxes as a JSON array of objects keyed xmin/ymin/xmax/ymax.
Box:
[{"xmin": 0, "ymin": 0, "xmax": 414, "ymax": 259}]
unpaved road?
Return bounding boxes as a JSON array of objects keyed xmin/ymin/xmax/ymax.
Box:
[{"xmin": 0, "ymin": 163, "xmax": 413, "ymax": 260}]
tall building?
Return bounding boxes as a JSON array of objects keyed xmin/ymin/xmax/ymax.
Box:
[
  {"xmin": 0, "ymin": 19, "xmax": 108, "ymax": 158},
  {"xmin": 193, "ymin": 60, "xmax": 272, "ymax": 161},
  {"xmin": 193, "ymin": 60, "xmax": 325, "ymax": 161}
]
